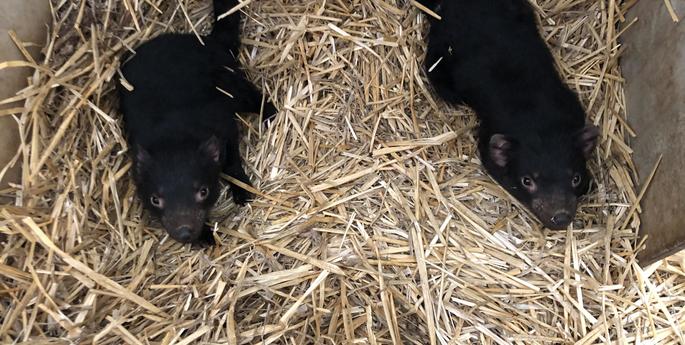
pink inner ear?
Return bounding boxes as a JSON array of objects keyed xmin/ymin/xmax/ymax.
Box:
[
  {"xmin": 578, "ymin": 125, "xmax": 600, "ymax": 157},
  {"xmin": 135, "ymin": 146, "xmax": 151, "ymax": 171},
  {"xmin": 489, "ymin": 134, "xmax": 511, "ymax": 167},
  {"xmin": 199, "ymin": 136, "xmax": 221, "ymax": 163}
]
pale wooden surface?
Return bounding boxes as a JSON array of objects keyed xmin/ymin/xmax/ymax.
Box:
[
  {"xmin": 0, "ymin": 0, "xmax": 51, "ymax": 195},
  {"xmin": 623, "ymin": 0, "xmax": 685, "ymax": 264}
]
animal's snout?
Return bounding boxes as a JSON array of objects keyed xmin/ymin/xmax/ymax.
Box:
[
  {"xmin": 161, "ymin": 208, "xmax": 208, "ymax": 244},
  {"xmin": 164, "ymin": 221, "xmax": 201, "ymax": 243},
  {"xmin": 531, "ymin": 195, "xmax": 577, "ymax": 230},
  {"xmin": 174, "ymin": 225, "xmax": 193, "ymax": 242},
  {"xmin": 549, "ymin": 211, "xmax": 572, "ymax": 230}
]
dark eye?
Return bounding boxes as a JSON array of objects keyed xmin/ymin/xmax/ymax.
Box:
[
  {"xmin": 521, "ymin": 176, "xmax": 534, "ymax": 187},
  {"xmin": 198, "ymin": 186, "xmax": 209, "ymax": 200},
  {"xmin": 150, "ymin": 195, "xmax": 162, "ymax": 208},
  {"xmin": 572, "ymin": 173, "xmax": 582, "ymax": 187}
]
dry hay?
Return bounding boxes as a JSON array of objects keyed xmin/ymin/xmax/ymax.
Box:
[{"xmin": 1, "ymin": 0, "xmax": 684, "ymax": 344}]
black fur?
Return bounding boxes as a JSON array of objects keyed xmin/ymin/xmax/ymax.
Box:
[
  {"xmin": 118, "ymin": 0, "xmax": 277, "ymax": 245},
  {"xmin": 422, "ymin": 0, "xmax": 599, "ymax": 230}
]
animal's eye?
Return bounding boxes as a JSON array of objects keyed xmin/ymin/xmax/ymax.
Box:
[
  {"xmin": 572, "ymin": 173, "xmax": 582, "ymax": 187},
  {"xmin": 521, "ymin": 176, "xmax": 534, "ymax": 187},
  {"xmin": 150, "ymin": 195, "xmax": 163, "ymax": 208},
  {"xmin": 198, "ymin": 186, "xmax": 209, "ymax": 200}
]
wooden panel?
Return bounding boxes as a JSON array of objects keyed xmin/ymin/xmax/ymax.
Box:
[
  {"xmin": 622, "ymin": 0, "xmax": 685, "ymax": 265},
  {"xmin": 0, "ymin": 0, "xmax": 51, "ymax": 198}
]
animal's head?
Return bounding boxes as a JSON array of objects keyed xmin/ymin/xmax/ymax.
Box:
[
  {"xmin": 485, "ymin": 125, "xmax": 599, "ymax": 230},
  {"xmin": 133, "ymin": 136, "xmax": 224, "ymax": 243}
]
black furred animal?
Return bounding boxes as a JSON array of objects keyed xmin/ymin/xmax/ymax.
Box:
[
  {"xmin": 118, "ymin": 0, "xmax": 276, "ymax": 245},
  {"xmin": 421, "ymin": 0, "xmax": 599, "ymax": 230}
]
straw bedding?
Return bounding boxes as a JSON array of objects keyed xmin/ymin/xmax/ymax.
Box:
[{"xmin": 1, "ymin": 0, "xmax": 684, "ymax": 343}]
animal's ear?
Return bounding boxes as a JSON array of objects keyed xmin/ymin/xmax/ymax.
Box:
[
  {"xmin": 489, "ymin": 134, "xmax": 513, "ymax": 167},
  {"xmin": 575, "ymin": 125, "xmax": 600, "ymax": 158},
  {"xmin": 198, "ymin": 136, "xmax": 222, "ymax": 163},
  {"xmin": 135, "ymin": 145, "xmax": 152, "ymax": 172}
]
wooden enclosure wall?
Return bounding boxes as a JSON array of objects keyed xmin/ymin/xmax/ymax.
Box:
[
  {"xmin": 622, "ymin": 1, "xmax": 685, "ymax": 264},
  {"xmin": 0, "ymin": 0, "xmax": 51, "ymax": 201}
]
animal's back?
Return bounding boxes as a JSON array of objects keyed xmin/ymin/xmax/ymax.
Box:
[
  {"xmin": 424, "ymin": 0, "xmax": 578, "ymax": 129},
  {"xmin": 119, "ymin": 34, "xmax": 216, "ymax": 116},
  {"xmin": 119, "ymin": 33, "xmax": 238, "ymax": 149}
]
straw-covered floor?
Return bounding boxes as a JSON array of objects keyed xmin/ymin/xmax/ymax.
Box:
[{"xmin": 1, "ymin": 0, "xmax": 684, "ymax": 343}]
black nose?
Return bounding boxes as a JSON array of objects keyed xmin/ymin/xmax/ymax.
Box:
[
  {"xmin": 174, "ymin": 226, "xmax": 193, "ymax": 242},
  {"xmin": 550, "ymin": 212, "xmax": 572, "ymax": 228}
]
